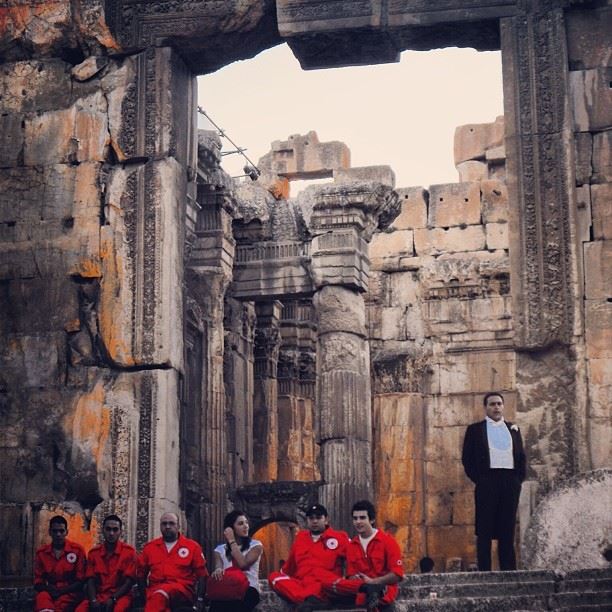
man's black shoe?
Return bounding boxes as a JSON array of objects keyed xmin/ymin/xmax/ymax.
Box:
[
  {"xmin": 361, "ymin": 583, "xmax": 385, "ymax": 611},
  {"xmin": 296, "ymin": 595, "xmax": 325, "ymax": 612}
]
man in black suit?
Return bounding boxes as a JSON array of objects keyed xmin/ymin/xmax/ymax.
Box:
[{"xmin": 462, "ymin": 392, "xmax": 526, "ymax": 571}]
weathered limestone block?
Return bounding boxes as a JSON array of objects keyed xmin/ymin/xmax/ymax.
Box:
[
  {"xmin": 0, "ymin": 59, "xmax": 72, "ymax": 113},
  {"xmin": 452, "ymin": 490, "xmax": 475, "ymax": 526},
  {"xmin": 575, "ymin": 185, "xmax": 592, "ymax": 244},
  {"xmin": 429, "ymin": 393, "xmax": 511, "ymax": 429},
  {"xmin": 456, "ymin": 160, "xmax": 487, "ymax": 182},
  {"xmin": 388, "ymin": 269, "xmax": 420, "ymax": 307},
  {"xmin": 454, "ymin": 116, "xmax": 504, "ymax": 165},
  {"xmin": 24, "ymin": 91, "xmax": 108, "ymax": 165},
  {"xmin": 516, "ymin": 347, "xmax": 580, "ymax": 491},
  {"xmin": 414, "ymin": 226, "xmax": 486, "ymax": 256},
  {"xmin": 592, "ymin": 130, "xmax": 612, "ymax": 184},
  {"xmin": 391, "ymin": 187, "xmax": 427, "ymax": 230},
  {"xmin": 585, "ymin": 300, "xmax": 612, "ymax": 360},
  {"xmin": 485, "ymin": 222, "xmax": 509, "ymax": 250},
  {"xmin": 587, "ymin": 358, "xmax": 612, "ymax": 420},
  {"xmin": 369, "ymin": 229, "xmax": 414, "ymax": 260},
  {"xmin": 428, "ymin": 182, "xmax": 481, "ymax": 228},
  {"xmin": 371, "ymin": 352, "xmax": 433, "ymax": 396},
  {"xmin": 0, "ymin": 113, "xmax": 24, "ymax": 167},
  {"xmin": 101, "ymin": 159, "xmax": 185, "ymax": 367},
  {"xmin": 259, "ymin": 131, "xmax": 350, "ymax": 180},
  {"xmin": 588, "ymin": 417, "xmax": 612, "ymax": 469},
  {"xmin": 0, "ymin": 163, "xmax": 102, "ymax": 283},
  {"xmin": 566, "ymin": 8, "xmax": 612, "ymax": 71},
  {"xmin": 0, "ymin": 0, "xmax": 118, "ymax": 61},
  {"xmin": 425, "ymin": 460, "xmax": 467, "ymax": 495},
  {"xmin": 377, "ymin": 307, "xmax": 410, "ymax": 341},
  {"xmin": 574, "ymin": 132, "xmax": 593, "ymax": 186},
  {"xmin": 569, "ymin": 68, "xmax": 612, "ymax": 131},
  {"xmin": 481, "ymin": 179, "xmax": 508, "ymax": 223},
  {"xmin": 522, "ymin": 469, "xmax": 612, "ymax": 571},
  {"xmin": 334, "ymin": 165, "xmax": 395, "ymax": 187},
  {"xmin": 373, "ymin": 394, "xmax": 425, "ymax": 569},
  {"xmin": 436, "ymin": 351, "xmax": 516, "ymax": 396},
  {"xmin": 584, "ymin": 240, "xmax": 611, "ymax": 299},
  {"xmin": 591, "ymin": 184, "xmax": 612, "ymax": 240},
  {"xmin": 485, "ymin": 144, "xmax": 506, "ymax": 164},
  {"xmin": 426, "ymin": 424, "xmax": 472, "ymax": 464},
  {"xmin": 427, "ymin": 525, "xmax": 475, "ymax": 567}
]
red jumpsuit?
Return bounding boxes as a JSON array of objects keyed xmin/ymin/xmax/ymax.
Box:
[
  {"xmin": 75, "ymin": 540, "xmax": 138, "ymax": 612},
  {"xmin": 323, "ymin": 529, "xmax": 404, "ymax": 608},
  {"xmin": 34, "ymin": 539, "xmax": 87, "ymax": 612},
  {"xmin": 138, "ymin": 535, "xmax": 208, "ymax": 612},
  {"xmin": 268, "ymin": 528, "xmax": 349, "ymax": 604}
]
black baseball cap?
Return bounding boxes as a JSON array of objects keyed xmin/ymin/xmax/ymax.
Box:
[{"xmin": 305, "ymin": 504, "xmax": 328, "ymax": 517}]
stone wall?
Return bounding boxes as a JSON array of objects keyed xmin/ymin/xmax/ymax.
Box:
[
  {"xmin": 0, "ymin": 47, "xmax": 197, "ymax": 574},
  {"xmin": 566, "ymin": 5, "xmax": 612, "ymax": 473},
  {"xmin": 367, "ymin": 117, "xmax": 517, "ymax": 572}
]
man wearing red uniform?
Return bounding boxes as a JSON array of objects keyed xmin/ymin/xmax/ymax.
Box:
[
  {"xmin": 34, "ymin": 515, "xmax": 86, "ymax": 612},
  {"xmin": 76, "ymin": 515, "xmax": 137, "ymax": 611},
  {"xmin": 268, "ymin": 504, "xmax": 349, "ymax": 612},
  {"xmin": 138, "ymin": 512, "xmax": 208, "ymax": 612},
  {"xmin": 323, "ymin": 500, "xmax": 404, "ymax": 612}
]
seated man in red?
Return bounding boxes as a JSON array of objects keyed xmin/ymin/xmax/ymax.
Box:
[
  {"xmin": 76, "ymin": 514, "xmax": 137, "ymax": 611},
  {"xmin": 138, "ymin": 512, "xmax": 207, "ymax": 612},
  {"xmin": 268, "ymin": 504, "xmax": 349, "ymax": 612},
  {"xmin": 323, "ymin": 500, "xmax": 404, "ymax": 612},
  {"xmin": 34, "ymin": 515, "xmax": 87, "ymax": 612}
]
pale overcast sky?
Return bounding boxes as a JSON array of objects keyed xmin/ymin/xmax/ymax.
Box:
[{"xmin": 197, "ymin": 44, "xmax": 503, "ymax": 190}]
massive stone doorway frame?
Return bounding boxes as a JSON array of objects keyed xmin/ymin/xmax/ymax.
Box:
[
  {"xmin": 1, "ymin": 0, "xmax": 606, "ymax": 577},
  {"xmin": 100, "ymin": 0, "xmax": 585, "ymax": 532}
]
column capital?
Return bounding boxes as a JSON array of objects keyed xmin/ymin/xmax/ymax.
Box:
[
  {"xmin": 309, "ymin": 182, "xmax": 399, "ymax": 292},
  {"xmin": 310, "ymin": 182, "xmax": 399, "ymax": 242}
]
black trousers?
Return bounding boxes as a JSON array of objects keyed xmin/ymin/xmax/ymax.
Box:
[
  {"xmin": 209, "ymin": 586, "xmax": 260, "ymax": 612},
  {"xmin": 474, "ymin": 469, "xmax": 522, "ymax": 571}
]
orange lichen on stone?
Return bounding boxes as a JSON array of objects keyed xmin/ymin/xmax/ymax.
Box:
[
  {"xmin": 66, "ymin": 380, "xmax": 111, "ymax": 469},
  {"xmin": 71, "ymin": 258, "xmax": 102, "ymax": 279},
  {"xmin": 35, "ymin": 507, "xmax": 100, "ymax": 554},
  {"xmin": 98, "ymin": 230, "xmax": 135, "ymax": 366}
]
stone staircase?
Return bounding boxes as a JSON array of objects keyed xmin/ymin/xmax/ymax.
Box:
[
  {"xmin": 256, "ymin": 568, "xmax": 612, "ymax": 612},
  {"xmin": 1, "ymin": 568, "xmax": 610, "ymax": 611}
]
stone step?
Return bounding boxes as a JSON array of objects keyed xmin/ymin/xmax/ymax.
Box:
[
  {"xmin": 563, "ymin": 567, "xmax": 612, "ymax": 581},
  {"xmin": 557, "ymin": 578, "xmax": 612, "ymax": 592},
  {"xmin": 401, "ymin": 579, "xmax": 556, "ymax": 599},
  {"xmin": 399, "ymin": 570, "xmax": 558, "ymax": 587},
  {"xmin": 549, "ymin": 590, "xmax": 612, "ymax": 608}
]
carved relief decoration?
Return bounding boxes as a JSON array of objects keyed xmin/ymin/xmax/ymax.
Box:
[{"xmin": 502, "ymin": 6, "xmax": 575, "ymax": 348}]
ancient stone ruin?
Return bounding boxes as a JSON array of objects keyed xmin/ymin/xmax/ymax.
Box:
[{"xmin": 0, "ymin": 0, "xmax": 610, "ymax": 584}]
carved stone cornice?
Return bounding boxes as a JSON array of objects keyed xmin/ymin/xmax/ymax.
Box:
[
  {"xmin": 501, "ymin": 7, "xmax": 577, "ymax": 349},
  {"xmin": 310, "ymin": 182, "xmax": 399, "ymax": 241}
]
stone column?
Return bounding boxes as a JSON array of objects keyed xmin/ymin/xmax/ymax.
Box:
[
  {"xmin": 277, "ymin": 300, "xmax": 318, "ymax": 482},
  {"xmin": 253, "ymin": 301, "xmax": 282, "ymax": 482},
  {"xmin": 186, "ymin": 169, "xmax": 235, "ymax": 557},
  {"xmin": 310, "ymin": 183, "xmax": 399, "ymax": 532},
  {"xmin": 500, "ymin": 4, "xmax": 587, "ymax": 493}
]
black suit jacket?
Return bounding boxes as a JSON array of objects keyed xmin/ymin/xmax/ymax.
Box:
[{"xmin": 462, "ymin": 420, "xmax": 526, "ymax": 485}]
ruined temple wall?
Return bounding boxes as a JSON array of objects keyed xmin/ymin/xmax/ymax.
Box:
[
  {"xmin": 367, "ymin": 121, "xmax": 515, "ymax": 572},
  {"xmin": 0, "ymin": 46, "xmax": 197, "ymax": 575},
  {"xmin": 566, "ymin": 5, "xmax": 612, "ymax": 473}
]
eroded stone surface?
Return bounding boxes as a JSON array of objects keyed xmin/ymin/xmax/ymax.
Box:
[{"xmin": 522, "ymin": 469, "xmax": 612, "ymax": 571}]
